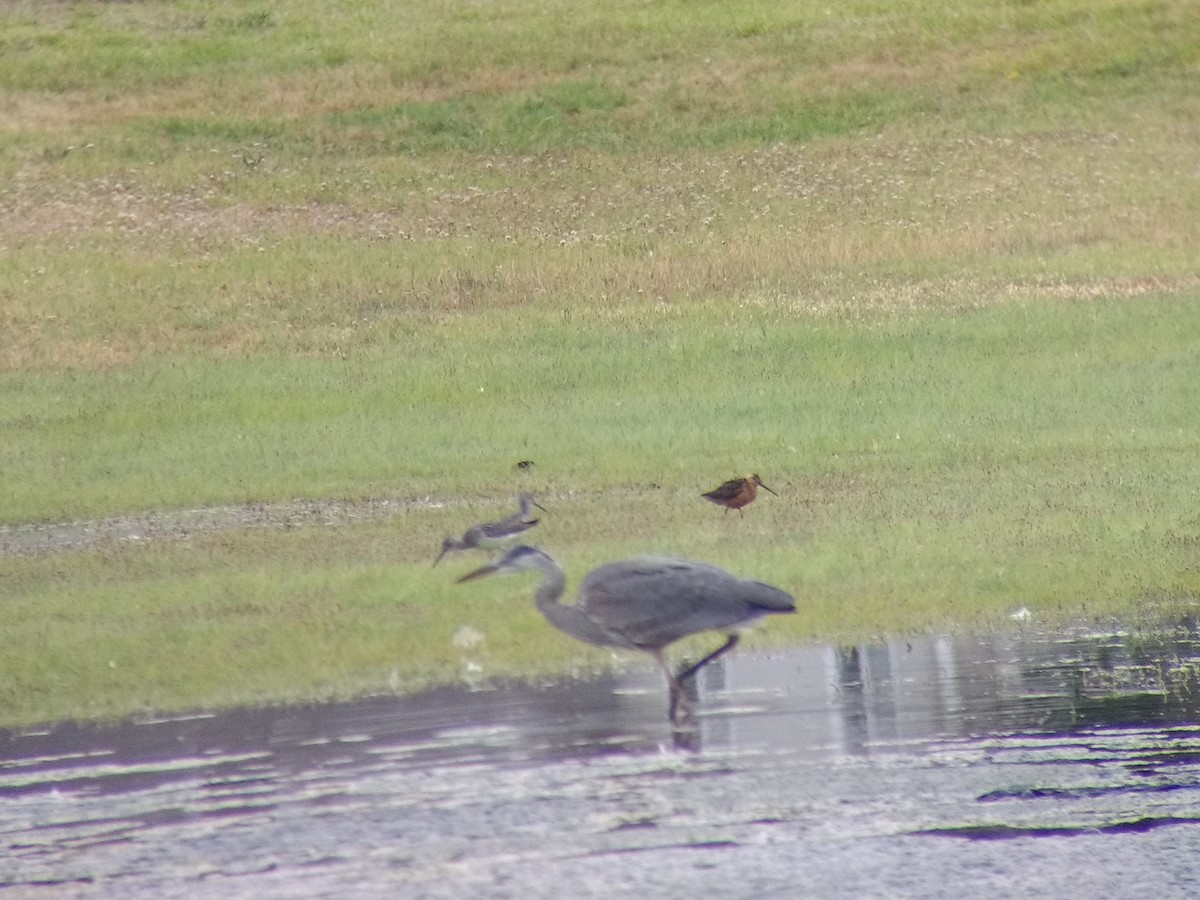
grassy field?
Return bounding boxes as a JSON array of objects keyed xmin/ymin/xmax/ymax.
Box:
[{"xmin": 1, "ymin": 0, "xmax": 1198, "ymax": 728}]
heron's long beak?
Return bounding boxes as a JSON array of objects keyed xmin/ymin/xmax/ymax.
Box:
[
  {"xmin": 760, "ymin": 481, "xmax": 778, "ymax": 496},
  {"xmin": 532, "ymin": 499, "xmax": 548, "ymax": 513},
  {"xmin": 457, "ymin": 562, "xmax": 502, "ymax": 583},
  {"xmin": 432, "ymin": 543, "xmax": 450, "ymax": 568}
]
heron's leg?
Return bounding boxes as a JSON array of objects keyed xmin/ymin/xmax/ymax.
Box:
[
  {"xmin": 651, "ymin": 650, "xmax": 692, "ymax": 725},
  {"xmin": 676, "ymin": 634, "xmax": 740, "ymax": 684},
  {"xmin": 670, "ymin": 692, "xmax": 695, "ymax": 728}
]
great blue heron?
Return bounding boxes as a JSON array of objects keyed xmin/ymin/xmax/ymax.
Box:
[
  {"xmin": 433, "ymin": 493, "xmax": 548, "ymax": 567},
  {"xmin": 701, "ymin": 474, "xmax": 777, "ymax": 515},
  {"xmin": 457, "ymin": 545, "xmax": 795, "ymax": 724}
]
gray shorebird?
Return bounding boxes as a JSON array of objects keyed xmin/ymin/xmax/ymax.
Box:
[
  {"xmin": 432, "ymin": 493, "xmax": 548, "ymax": 567},
  {"xmin": 458, "ymin": 545, "xmax": 794, "ymax": 725},
  {"xmin": 701, "ymin": 474, "xmax": 777, "ymax": 515}
]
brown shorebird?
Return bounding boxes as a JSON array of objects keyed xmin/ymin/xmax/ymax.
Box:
[
  {"xmin": 433, "ymin": 493, "xmax": 547, "ymax": 566},
  {"xmin": 701, "ymin": 474, "xmax": 777, "ymax": 515}
]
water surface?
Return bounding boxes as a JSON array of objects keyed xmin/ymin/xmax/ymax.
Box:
[{"xmin": 3, "ymin": 626, "xmax": 1200, "ymax": 898}]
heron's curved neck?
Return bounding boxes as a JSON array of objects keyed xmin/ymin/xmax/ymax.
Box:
[
  {"xmin": 532, "ymin": 556, "xmax": 602, "ymax": 641},
  {"xmin": 531, "ymin": 558, "xmax": 568, "ymax": 616},
  {"xmin": 526, "ymin": 553, "xmax": 633, "ymax": 649}
]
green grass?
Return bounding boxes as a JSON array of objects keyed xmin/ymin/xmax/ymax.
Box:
[
  {"xmin": 4, "ymin": 294, "xmax": 1196, "ymax": 520},
  {"xmin": 1, "ymin": 0, "xmax": 1198, "ymax": 728},
  {"xmin": 4, "ymin": 0, "xmax": 1198, "ymax": 174},
  {"xmin": 3, "ymin": 296, "xmax": 1199, "ymax": 727}
]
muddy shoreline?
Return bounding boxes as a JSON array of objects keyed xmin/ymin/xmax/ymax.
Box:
[{"xmin": 0, "ymin": 496, "xmax": 443, "ymax": 558}]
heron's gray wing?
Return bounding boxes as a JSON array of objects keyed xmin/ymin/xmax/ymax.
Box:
[{"xmin": 578, "ymin": 557, "xmax": 794, "ymax": 649}]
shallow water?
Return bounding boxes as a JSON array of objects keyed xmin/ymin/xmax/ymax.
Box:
[{"xmin": 3, "ymin": 626, "xmax": 1200, "ymax": 898}]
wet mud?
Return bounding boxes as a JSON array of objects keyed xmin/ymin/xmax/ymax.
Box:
[{"xmin": 0, "ymin": 498, "xmax": 429, "ymax": 557}]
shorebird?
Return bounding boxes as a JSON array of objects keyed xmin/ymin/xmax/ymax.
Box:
[
  {"xmin": 458, "ymin": 545, "xmax": 794, "ymax": 725},
  {"xmin": 432, "ymin": 493, "xmax": 547, "ymax": 567},
  {"xmin": 701, "ymin": 474, "xmax": 777, "ymax": 515},
  {"xmin": 507, "ymin": 492, "xmax": 544, "ymax": 524}
]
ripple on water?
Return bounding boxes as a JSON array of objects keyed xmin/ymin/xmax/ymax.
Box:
[{"xmin": 3, "ymin": 626, "xmax": 1200, "ymax": 897}]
